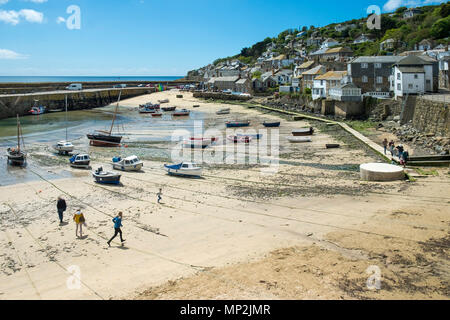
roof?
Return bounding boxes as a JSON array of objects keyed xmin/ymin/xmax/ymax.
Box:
[
  {"xmin": 396, "ymin": 55, "xmax": 433, "ymax": 66},
  {"xmin": 309, "ymin": 48, "xmax": 328, "ymax": 56},
  {"xmin": 332, "ymin": 82, "xmax": 360, "ymax": 90},
  {"xmin": 351, "ymin": 56, "xmax": 403, "ymax": 63},
  {"xmin": 298, "ymin": 61, "xmax": 315, "ymax": 69},
  {"xmin": 235, "ymin": 78, "xmax": 249, "ymax": 84},
  {"xmin": 325, "ymin": 47, "xmax": 353, "ymax": 54},
  {"xmin": 302, "ymin": 65, "xmax": 325, "ymax": 75},
  {"xmin": 209, "ymin": 76, "xmax": 239, "ymax": 83},
  {"xmin": 315, "ymin": 71, "xmax": 347, "ymax": 81},
  {"xmin": 398, "ymin": 66, "xmax": 425, "ymax": 73}
]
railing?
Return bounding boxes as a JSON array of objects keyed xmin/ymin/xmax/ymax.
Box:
[{"xmin": 364, "ymin": 92, "xmax": 391, "ymax": 98}]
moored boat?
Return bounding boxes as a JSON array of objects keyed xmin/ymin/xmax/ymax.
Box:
[
  {"xmin": 54, "ymin": 141, "xmax": 74, "ymax": 155},
  {"xmin": 288, "ymin": 137, "xmax": 312, "ymax": 143},
  {"xmin": 226, "ymin": 121, "xmax": 250, "ymax": 128},
  {"xmin": 162, "ymin": 106, "xmax": 177, "ymax": 112},
  {"xmin": 164, "ymin": 162, "xmax": 203, "ymax": 177},
  {"xmin": 227, "ymin": 135, "xmax": 252, "ymax": 144},
  {"xmin": 139, "ymin": 106, "xmax": 157, "ymax": 114},
  {"xmin": 158, "ymin": 99, "xmax": 169, "ymax": 104},
  {"xmin": 151, "ymin": 113, "xmax": 163, "ymax": 117},
  {"xmin": 112, "ymin": 155, "xmax": 143, "ymax": 172},
  {"xmin": 292, "ymin": 127, "xmax": 314, "ymax": 136},
  {"xmin": 6, "ymin": 115, "xmax": 27, "ymax": 166},
  {"xmin": 173, "ymin": 109, "xmax": 190, "ymax": 117},
  {"xmin": 216, "ymin": 108, "xmax": 230, "ymax": 115},
  {"xmin": 92, "ymin": 167, "xmax": 121, "ymax": 185},
  {"xmin": 326, "ymin": 144, "xmax": 340, "ymax": 149},
  {"xmin": 29, "ymin": 106, "xmax": 46, "ymax": 115},
  {"xmin": 70, "ymin": 154, "xmax": 91, "ymax": 168},
  {"xmin": 237, "ymin": 133, "xmax": 263, "ymax": 140},
  {"xmin": 183, "ymin": 137, "xmax": 216, "ymax": 149},
  {"xmin": 263, "ymin": 121, "xmax": 281, "ymax": 128}
]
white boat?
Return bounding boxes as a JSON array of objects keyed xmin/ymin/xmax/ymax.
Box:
[
  {"xmin": 164, "ymin": 162, "xmax": 203, "ymax": 177},
  {"xmin": 182, "ymin": 137, "xmax": 217, "ymax": 149},
  {"xmin": 216, "ymin": 108, "xmax": 230, "ymax": 115},
  {"xmin": 54, "ymin": 141, "xmax": 75, "ymax": 155},
  {"xmin": 70, "ymin": 154, "xmax": 91, "ymax": 169},
  {"xmin": 112, "ymin": 155, "xmax": 144, "ymax": 171},
  {"xmin": 158, "ymin": 99, "xmax": 170, "ymax": 104},
  {"xmin": 287, "ymin": 137, "xmax": 312, "ymax": 143}
]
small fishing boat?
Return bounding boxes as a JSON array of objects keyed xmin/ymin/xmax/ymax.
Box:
[
  {"xmin": 183, "ymin": 137, "xmax": 216, "ymax": 149},
  {"xmin": 29, "ymin": 105, "xmax": 46, "ymax": 115},
  {"xmin": 93, "ymin": 167, "xmax": 121, "ymax": 185},
  {"xmin": 193, "ymin": 105, "xmax": 200, "ymax": 108},
  {"xmin": 292, "ymin": 127, "xmax": 314, "ymax": 136},
  {"xmin": 151, "ymin": 113, "xmax": 163, "ymax": 117},
  {"xmin": 263, "ymin": 121, "xmax": 281, "ymax": 128},
  {"xmin": 226, "ymin": 121, "xmax": 250, "ymax": 128},
  {"xmin": 162, "ymin": 106, "xmax": 176, "ymax": 112},
  {"xmin": 139, "ymin": 106, "xmax": 157, "ymax": 114},
  {"xmin": 54, "ymin": 141, "xmax": 74, "ymax": 155},
  {"xmin": 173, "ymin": 109, "xmax": 190, "ymax": 117},
  {"xmin": 69, "ymin": 154, "xmax": 91, "ymax": 169},
  {"xmin": 158, "ymin": 99, "xmax": 169, "ymax": 104},
  {"xmin": 288, "ymin": 137, "xmax": 312, "ymax": 143},
  {"xmin": 326, "ymin": 144, "xmax": 340, "ymax": 149},
  {"xmin": 237, "ymin": 133, "xmax": 263, "ymax": 140},
  {"xmin": 228, "ymin": 135, "xmax": 252, "ymax": 144},
  {"xmin": 216, "ymin": 108, "xmax": 231, "ymax": 115},
  {"xmin": 164, "ymin": 162, "xmax": 203, "ymax": 177},
  {"xmin": 6, "ymin": 115, "xmax": 27, "ymax": 166},
  {"xmin": 112, "ymin": 155, "xmax": 143, "ymax": 172}
]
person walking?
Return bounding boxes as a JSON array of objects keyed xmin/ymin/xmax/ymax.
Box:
[
  {"xmin": 107, "ymin": 212, "xmax": 125, "ymax": 247},
  {"xmin": 382, "ymin": 138, "xmax": 388, "ymax": 155},
  {"xmin": 157, "ymin": 188, "xmax": 163, "ymax": 204},
  {"xmin": 396, "ymin": 145, "xmax": 404, "ymax": 160},
  {"xmin": 73, "ymin": 209, "xmax": 85, "ymax": 238},
  {"xmin": 57, "ymin": 196, "xmax": 67, "ymax": 224},
  {"xmin": 401, "ymin": 150, "xmax": 409, "ymax": 168},
  {"xmin": 389, "ymin": 140, "xmax": 395, "ymax": 157}
]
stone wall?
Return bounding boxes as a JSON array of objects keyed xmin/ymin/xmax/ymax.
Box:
[
  {"xmin": 412, "ymin": 97, "xmax": 449, "ymax": 137},
  {"xmin": 334, "ymin": 101, "xmax": 365, "ymax": 119},
  {"xmin": 193, "ymin": 92, "xmax": 252, "ymax": 101},
  {"xmin": 0, "ymin": 88, "xmax": 154, "ymax": 120}
]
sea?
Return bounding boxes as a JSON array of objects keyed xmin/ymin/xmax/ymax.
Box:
[{"xmin": 0, "ymin": 76, "xmax": 183, "ymax": 83}]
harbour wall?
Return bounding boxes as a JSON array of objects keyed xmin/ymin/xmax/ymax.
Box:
[
  {"xmin": 0, "ymin": 88, "xmax": 155, "ymax": 120},
  {"xmin": 193, "ymin": 92, "xmax": 252, "ymax": 101}
]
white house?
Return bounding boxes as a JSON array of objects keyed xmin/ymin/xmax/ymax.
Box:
[
  {"xmin": 392, "ymin": 55, "xmax": 434, "ymax": 98},
  {"xmin": 353, "ymin": 34, "xmax": 373, "ymax": 44},
  {"xmin": 311, "ymin": 71, "xmax": 347, "ymax": 100},
  {"xmin": 320, "ymin": 38, "xmax": 340, "ymax": 49},
  {"xmin": 329, "ymin": 83, "xmax": 363, "ymax": 102}
]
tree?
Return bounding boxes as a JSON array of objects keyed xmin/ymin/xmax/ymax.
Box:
[
  {"xmin": 395, "ymin": 7, "xmax": 408, "ymax": 14},
  {"xmin": 440, "ymin": 3, "xmax": 450, "ymax": 18},
  {"xmin": 302, "ymin": 26, "xmax": 308, "ymax": 32},
  {"xmin": 252, "ymin": 71, "xmax": 262, "ymax": 79},
  {"xmin": 430, "ymin": 16, "xmax": 450, "ymax": 39}
]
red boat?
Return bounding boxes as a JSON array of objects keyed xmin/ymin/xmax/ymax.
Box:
[
  {"xmin": 189, "ymin": 137, "xmax": 218, "ymax": 143},
  {"xmin": 172, "ymin": 109, "xmax": 190, "ymax": 117},
  {"xmin": 151, "ymin": 113, "xmax": 163, "ymax": 117}
]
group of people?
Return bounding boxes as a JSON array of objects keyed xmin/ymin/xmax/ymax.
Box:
[
  {"xmin": 56, "ymin": 189, "xmax": 164, "ymax": 246},
  {"xmin": 382, "ymin": 138, "xmax": 410, "ymax": 168}
]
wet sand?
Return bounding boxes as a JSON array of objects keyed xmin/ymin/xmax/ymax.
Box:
[{"xmin": 0, "ymin": 91, "xmax": 449, "ymax": 300}]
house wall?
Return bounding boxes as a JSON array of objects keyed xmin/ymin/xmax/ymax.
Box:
[
  {"xmin": 394, "ymin": 68, "xmax": 425, "ymax": 97},
  {"xmin": 348, "ymin": 61, "xmax": 395, "ymax": 93},
  {"xmin": 334, "ymin": 101, "xmax": 364, "ymax": 119}
]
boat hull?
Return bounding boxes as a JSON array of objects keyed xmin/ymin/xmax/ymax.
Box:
[
  {"xmin": 292, "ymin": 129, "xmax": 314, "ymax": 136},
  {"xmin": 112, "ymin": 162, "xmax": 143, "ymax": 172},
  {"xmin": 288, "ymin": 137, "xmax": 312, "ymax": 143},
  {"xmin": 7, "ymin": 151, "xmax": 26, "ymax": 166},
  {"xmin": 226, "ymin": 122, "xmax": 250, "ymax": 128},
  {"xmin": 162, "ymin": 107, "xmax": 176, "ymax": 112},
  {"xmin": 263, "ymin": 122, "xmax": 281, "ymax": 128},
  {"xmin": 87, "ymin": 134, "xmax": 122, "ymax": 147},
  {"xmin": 93, "ymin": 173, "xmax": 121, "ymax": 185},
  {"xmin": 165, "ymin": 167, "xmax": 202, "ymax": 177}
]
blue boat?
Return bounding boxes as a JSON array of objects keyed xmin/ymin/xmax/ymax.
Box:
[
  {"xmin": 92, "ymin": 167, "xmax": 121, "ymax": 185},
  {"xmin": 263, "ymin": 122, "xmax": 281, "ymax": 128},
  {"xmin": 226, "ymin": 121, "xmax": 250, "ymax": 128}
]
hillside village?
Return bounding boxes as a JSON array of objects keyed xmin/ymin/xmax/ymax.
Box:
[{"xmin": 186, "ymin": 3, "xmax": 450, "ymax": 103}]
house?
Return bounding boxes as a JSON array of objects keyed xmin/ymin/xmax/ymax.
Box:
[
  {"xmin": 209, "ymin": 76, "xmax": 239, "ymax": 92},
  {"xmin": 347, "ymin": 56, "xmax": 403, "ymax": 94},
  {"xmin": 416, "ymin": 39, "xmax": 435, "ymax": 51},
  {"xmin": 321, "ymin": 38, "xmax": 340, "ymax": 49},
  {"xmin": 439, "ymin": 56, "xmax": 450, "ymax": 89},
  {"xmin": 329, "ymin": 83, "xmax": 363, "ymax": 102},
  {"xmin": 235, "ymin": 78, "xmax": 251, "ymax": 93},
  {"xmin": 403, "ymin": 8, "xmax": 422, "ymax": 19},
  {"xmin": 322, "ymin": 47, "xmax": 353, "ymax": 61},
  {"xmin": 274, "ymin": 69, "xmax": 294, "ymax": 85},
  {"xmin": 301, "ymin": 65, "xmax": 326, "ymax": 89},
  {"xmin": 353, "ymin": 34, "xmax": 373, "ymax": 44},
  {"xmin": 252, "ymin": 71, "xmax": 278, "ymax": 92},
  {"xmin": 392, "ymin": 55, "xmax": 436, "ymax": 98},
  {"xmin": 309, "ymin": 48, "xmax": 328, "ymax": 60},
  {"xmin": 294, "ymin": 61, "xmax": 317, "ymax": 77},
  {"xmin": 312, "ymin": 71, "xmax": 347, "ymax": 100},
  {"xmin": 380, "ymin": 38, "xmax": 404, "ymax": 51},
  {"xmin": 306, "ymin": 36, "xmax": 323, "ymax": 47}
]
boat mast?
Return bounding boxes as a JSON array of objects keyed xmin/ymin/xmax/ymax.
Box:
[
  {"xmin": 109, "ymin": 90, "xmax": 122, "ymax": 135},
  {"xmin": 17, "ymin": 114, "xmax": 20, "ymax": 152},
  {"xmin": 65, "ymin": 95, "xmax": 68, "ymax": 141}
]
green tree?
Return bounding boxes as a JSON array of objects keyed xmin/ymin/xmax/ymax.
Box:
[{"xmin": 430, "ymin": 16, "xmax": 450, "ymax": 38}]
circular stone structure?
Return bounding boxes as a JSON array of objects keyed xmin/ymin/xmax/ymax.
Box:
[{"xmin": 360, "ymin": 163, "xmax": 405, "ymax": 182}]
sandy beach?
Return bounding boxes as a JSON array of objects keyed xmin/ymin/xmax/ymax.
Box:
[{"xmin": 0, "ymin": 90, "xmax": 448, "ymax": 300}]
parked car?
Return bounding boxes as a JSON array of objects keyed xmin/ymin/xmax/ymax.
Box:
[{"xmin": 66, "ymin": 83, "xmax": 82, "ymax": 91}]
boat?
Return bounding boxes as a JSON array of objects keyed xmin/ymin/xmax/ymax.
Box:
[
  {"xmin": 53, "ymin": 95, "xmax": 75, "ymax": 155},
  {"xmin": 216, "ymin": 108, "xmax": 230, "ymax": 115},
  {"xmin": 288, "ymin": 137, "xmax": 312, "ymax": 143},
  {"xmin": 29, "ymin": 100, "xmax": 46, "ymax": 115},
  {"xmin": 112, "ymin": 155, "xmax": 143, "ymax": 172},
  {"xmin": 151, "ymin": 113, "xmax": 163, "ymax": 117},
  {"xmin": 158, "ymin": 99, "xmax": 170, "ymax": 104},
  {"xmin": 162, "ymin": 106, "xmax": 176, "ymax": 112},
  {"xmin": 164, "ymin": 162, "xmax": 203, "ymax": 177},
  {"xmin": 69, "ymin": 154, "xmax": 91, "ymax": 169},
  {"xmin": 326, "ymin": 144, "xmax": 340, "ymax": 149},
  {"xmin": 87, "ymin": 91, "xmax": 123, "ymax": 147},
  {"xmin": 172, "ymin": 109, "xmax": 190, "ymax": 117},
  {"xmin": 263, "ymin": 121, "xmax": 281, "ymax": 128},
  {"xmin": 237, "ymin": 133, "xmax": 263, "ymax": 140},
  {"xmin": 292, "ymin": 127, "xmax": 314, "ymax": 136},
  {"xmin": 139, "ymin": 106, "xmax": 157, "ymax": 114},
  {"xmin": 228, "ymin": 135, "xmax": 252, "ymax": 144},
  {"xmin": 183, "ymin": 137, "xmax": 216, "ymax": 149},
  {"xmin": 226, "ymin": 121, "xmax": 250, "ymax": 128},
  {"xmin": 92, "ymin": 167, "xmax": 121, "ymax": 185},
  {"xmin": 6, "ymin": 115, "xmax": 27, "ymax": 166},
  {"xmin": 193, "ymin": 105, "xmax": 200, "ymax": 108}
]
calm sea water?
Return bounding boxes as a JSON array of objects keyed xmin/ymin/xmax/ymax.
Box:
[{"xmin": 0, "ymin": 76, "xmax": 183, "ymax": 83}]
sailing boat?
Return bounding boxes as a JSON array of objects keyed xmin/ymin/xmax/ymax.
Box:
[
  {"xmin": 6, "ymin": 115, "xmax": 27, "ymax": 166},
  {"xmin": 54, "ymin": 95, "xmax": 74, "ymax": 155},
  {"xmin": 87, "ymin": 91, "xmax": 123, "ymax": 147}
]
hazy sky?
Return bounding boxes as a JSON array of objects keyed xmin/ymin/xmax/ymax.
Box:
[{"xmin": 0, "ymin": 0, "xmax": 445, "ymax": 76}]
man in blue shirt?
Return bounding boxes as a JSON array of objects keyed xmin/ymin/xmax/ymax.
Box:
[{"xmin": 107, "ymin": 212, "xmax": 125, "ymax": 246}]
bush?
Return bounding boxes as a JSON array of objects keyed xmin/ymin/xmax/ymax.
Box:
[{"xmin": 431, "ymin": 16, "xmax": 450, "ymax": 39}]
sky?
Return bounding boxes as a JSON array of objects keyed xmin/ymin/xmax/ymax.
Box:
[{"xmin": 0, "ymin": 0, "xmax": 446, "ymax": 76}]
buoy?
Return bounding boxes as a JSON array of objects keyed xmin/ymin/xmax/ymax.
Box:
[{"xmin": 360, "ymin": 163, "xmax": 405, "ymax": 182}]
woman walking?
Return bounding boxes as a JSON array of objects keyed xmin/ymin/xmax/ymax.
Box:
[
  {"xmin": 107, "ymin": 212, "xmax": 125, "ymax": 247},
  {"xmin": 73, "ymin": 209, "xmax": 85, "ymax": 238}
]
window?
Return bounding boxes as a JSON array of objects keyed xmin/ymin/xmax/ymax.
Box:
[
  {"xmin": 426, "ymin": 80, "xmax": 431, "ymax": 84},
  {"xmin": 414, "ymin": 74, "xmax": 418, "ymax": 79},
  {"xmin": 377, "ymin": 76, "xmax": 383, "ymax": 84},
  {"xmin": 408, "ymin": 84, "xmax": 413, "ymax": 89},
  {"xmin": 397, "ymin": 84, "xmax": 401, "ymax": 90},
  {"xmin": 361, "ymin": 63, "xmax": 368, "ymax": 69},
  {"xmin": 397, "ymin": 73, "xmax": 401, "ymax": 80},
  {"xmin": 375, "ymin": 63, "xmax": 382, "ymax": 69},
  {"xmin": 362, "ymin": 76, "xmax": 368, "ymax": 83}
]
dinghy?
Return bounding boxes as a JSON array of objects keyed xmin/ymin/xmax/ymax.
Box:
[
  {"xmin": 164, "ymin": 162, "xmax": 202, "ymax": 177},
  {"xmin": 226, "ymin": 121, "xmax": 250, "ymax": 128},
  {"xmin": 183, "ymin": 137, "xmax": 215, "ymax": 149},
  {"xmin": 29, "ymin": 100, "xmax": 46, "ymax": 115},
  {"xmin": 93, "ymin": 167, "xmax": 121, "ymax": 185},
  {"xmin": 151, "ymin": 113, "xmax": 163, "ymax": 117},
  {"xmin": 6, "ymin": 115, "xmax": 27, "ymax": 166},
  {"xmin": 173, "ymin": 109, "xmax": 190, "ymax": 117},
  {"xmin": 292, "ymin": 127, "xmax": 314, "ymax": 136},
  {"xmin": 162, "ymin": 106, "xmax": 176, "ymax": 112},
  {"xmin": 216, "ymin": 108, "xmax": 230, "ymax": 115},
  {"xmin": 326, "ymin": 144, "xmax": 340, "ymax": 149},
  {"xmin": 288, "ymin": 137, "xmax": 312, "ymax": 143},
  {"xmin": 69, "ymin": 154, "xmax": 91, "ymax": 169},
  {"xmin": 112, "ymin": 155, "xmax": 143, "ymax": 172},
  {"xmin": 228, "ymin": 135, "xmax": 252, "ymax": 144},
  {"xmin": 158, "ymin": 99, "xmax": 169, "ymax": 104},
  {"xmin": 263, "ymin": 121, "xmax": 281, "ymax": 128}
]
